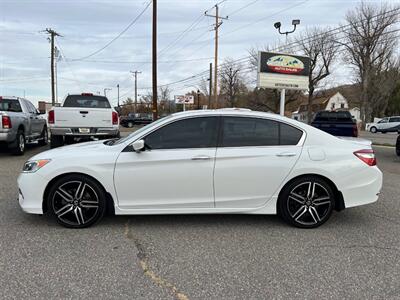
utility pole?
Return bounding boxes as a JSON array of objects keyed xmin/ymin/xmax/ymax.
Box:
[
  {"xmin": 208, "ymin": 62, "xmax": 212, "ymax": 108},
  {"xmin": 117, "ymin": 84, "xmax": 120, "ymax": 108},
  {"xmin": 205, "ymin": 5, "xmax": 228, "ymax": 109},
  {"xmin": 152, "ymin": 0, "xmax": 158, "ymax": 120},
  {"xmin": 130, "ymin": 70, "xmax": 142, "ymax": 114},
  {"xmin": 44, "ymin": 28, "xmax": 61, "ymax": 106}
]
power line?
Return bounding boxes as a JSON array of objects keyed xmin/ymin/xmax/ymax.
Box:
[{"xmin": 71, "ymin": 0, "xmax": 152, "ymax": 61}]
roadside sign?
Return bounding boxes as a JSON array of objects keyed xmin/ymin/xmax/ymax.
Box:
[
  {"xmin": 257, "ymin": 51, "xmax": 310, "ymax": 90},
  {"xmin": 174, "ymin": 95, "xmax": 194, "ymax": 104}
]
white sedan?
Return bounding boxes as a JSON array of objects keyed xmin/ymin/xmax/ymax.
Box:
[{"xmin": 18, "ymin": 109, "xmax": 382, "ymax": 229}]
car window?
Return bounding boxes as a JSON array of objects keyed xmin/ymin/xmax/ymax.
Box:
[
  {"xmin": 280, "ymin": 123, "xmax": 303, "ymax": 145},
  {"xmin": 221, "ymin": 117, "xmax": 279, "ymax": 147},
  {"xmin": 379, "ymin": 118, "xmax": 388, "ymax": 123},
  {"xmin": 26, "ymin": 101, "xmax": 37, "ymax": 114},
  {"xmin": 0, "ymin": 99, "xmax": 22, "ymax": 112},
  {"xmin": 63, "ymin": 95, "xmax": 111, "ymax": 108},
  {"xmin": 145, "ymin": 117, "xmax": 218, "ymax": 149},
  {"xmin": 389, "ymin": 117, "xmax": 400, "ymax": 122},
  {"xmin": 221, "ymin": 117, "xmax": 302, "ymax": 147}
]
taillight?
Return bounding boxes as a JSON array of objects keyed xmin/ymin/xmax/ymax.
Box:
[
  {"xmin": 352, "ymin": 124, "xmax": 358, "ymax": 137},
  {"xmin": 48, "ymin": 110, "xmax": 55, "ymax": 124},
  {"xmin": 2, "ymin": 115, "xmax": 12, "ymax": 129},
  {"xmin": 354, "ymin": 149, "xmax": 376, "ymax": 166},
  {"xmin": 112, "ymin": 111, "xmax": 118, "ymax": 125}
]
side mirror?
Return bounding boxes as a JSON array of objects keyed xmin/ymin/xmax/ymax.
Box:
[{"xmin": 132, "ymin": 139, "xmax": 145, "ymax": 153}]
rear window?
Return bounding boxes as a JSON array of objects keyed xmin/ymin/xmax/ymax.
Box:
[
  {"xmin": 0, "ymin": 99, "xmax": 22, "ymax": 112},
  {"xmin": 63, "ymin": 95, "xmax": 111, "ymax": 108},
  {"xmin": 314, "ymin": 111, "xmax": 352, "ymax": 121}
]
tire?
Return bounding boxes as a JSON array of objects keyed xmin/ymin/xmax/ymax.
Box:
[
  {"xmin": 370, "ymin": 126, "xmax": 377, "ymax": 133},
  {"xmin": 127, "ymin": 122, "xmax": 134, "ymax": 128},
  {"xmin": 278, "ymin": 176, "xmax": 335, "ymax": 229},
  {"xmin": 10, "ymin": 130, "xmax": 25, "ymax": 155},
  {"xmin": 396, "ymin": 135, "xmax": 400, "ymax": 157},
  {"xmin": 50, "ymin": 135, "xmax": 64, "ymax": 148},
  {"xmin": 38, "ymin": 127, "xmax": 48, "ymax": 146},
  {"xmin": 64, "ymin": 136, "xmax": 75, "ymax": 144},
  {"xmin": 47, "ymin": 174, "xmax": 106, "ymax": 228}
]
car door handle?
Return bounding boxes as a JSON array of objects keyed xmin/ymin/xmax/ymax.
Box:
[
  {"xmin": 276, "ymin": 152, "xmax": 297, "ymax": 157},
  {"xmin": 191, "ymin": 155, "xmax": 211, "ymax": 161}
]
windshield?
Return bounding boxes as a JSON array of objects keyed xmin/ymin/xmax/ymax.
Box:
[
  {"xmin": 63, "ymin": 95, "xmax": 111, "ymax": 108},
  {"xmin": 113, "ymin": 115, "xmax": 172, "ymax": 145},
  {"xmin": 0, "ymin": 99, "xmax": 22, "ymax": 112}
]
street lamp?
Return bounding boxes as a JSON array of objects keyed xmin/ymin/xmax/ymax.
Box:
[
  {"xmin": 273, "ymin": 19, "xmax": 300, "ymax": 43},
  {"xmin": 273, "ymin": 19, "xmax": 300, "ymax": 117},
  {"xmin": 104, "ymin": 88, "xmax": 112, "ymax": 97},
  {"xmin": 197, "ymin": 89, "xmax": 201, "ymax": 110}
]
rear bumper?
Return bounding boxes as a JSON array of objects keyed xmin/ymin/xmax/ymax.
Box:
[
  {"xmin": 341, "ymin": 166, "xmax": 383, "ymax": 208},
  {"xmin": 0, "ymin": 130, "xmax": 15, "ymax": 142},
  {"xmin": 50, "ymin": 127, "xmax": 119, "ymax": 136}
]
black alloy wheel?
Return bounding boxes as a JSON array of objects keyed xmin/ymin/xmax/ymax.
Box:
[
  {"xmin": 48, "ymin": 175, "xmax": 106, "ymax": 228},
  {"xmin": 279, "ymin": 176, "xmax": 335, "ymax": 228}
]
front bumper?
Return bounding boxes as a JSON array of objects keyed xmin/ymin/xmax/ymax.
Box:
[
  {"xmin": 50, "ymin": 127, "xmax": 119, "ymax": 136},
  {"xmin": 18, "ymin": 172, "xmax": 48, "ymax": 214}
]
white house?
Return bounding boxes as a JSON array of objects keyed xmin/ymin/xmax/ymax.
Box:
[{"xmin": 292, "ymin": 91, "xmax": 361, "ymax": 123}]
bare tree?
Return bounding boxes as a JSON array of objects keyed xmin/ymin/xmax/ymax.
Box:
[
  {"xmin": 198, "ymin": 77, "xmax": 210, "ymax": 97},
  {"xmin": 219, "ymin": 58, "xmax": 247, "ymax": 107},
  {"xmin": 295, "ymin": 27, "xmax": 337, "ymax": 123},
  {"xmin": 158, "ymin": 86, "xmax": 171, "ymax": 102},
  {"xmin": 341, "ymin": 2, "xmax": 399, "ymax": 123}
]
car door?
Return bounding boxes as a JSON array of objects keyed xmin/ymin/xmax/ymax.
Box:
[
  {"xmin": 214, "ymin": 116, "xmax": 304, "ymax": 208},
  {"xmin": 114, "ymin": 116, "xmax": 219, "ymax": 209},
  {"xmin": 388, "ymin": 117, "xmax": 400, "ymax": 132},
  {"xmin": 377, "ymin": 118, "xmax": 390, "ymax": 131},
  {"xmin": 25, "ymin": 101, "xmax": 42, "ymax": 136}
]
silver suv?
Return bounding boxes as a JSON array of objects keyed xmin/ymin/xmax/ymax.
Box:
[{"xmin": 0, "ymin": 96, "xmax": 48, "ymax": 155}]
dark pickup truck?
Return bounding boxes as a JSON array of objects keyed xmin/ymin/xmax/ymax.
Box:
[{"xmin": 311, "ymin": 111, "xmax": 358, "ymax": 137}]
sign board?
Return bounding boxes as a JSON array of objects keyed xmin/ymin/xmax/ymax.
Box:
[
  {"xmin": 257, "ymin": 52, "xmax": 310, "ymax": 90},
  {"xmin": 174, "ymin": 95, "xmax": 194, "ymax": 104}
]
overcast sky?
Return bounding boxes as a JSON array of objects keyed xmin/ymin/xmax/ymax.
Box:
[{"xmin": 0, "ymin": 0, "xmax": 397, "ymax": 106}]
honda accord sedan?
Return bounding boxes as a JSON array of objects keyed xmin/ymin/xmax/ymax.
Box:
[{"xmin": 18, "ymin": 109, "xmax": 382, "ymax": 228}]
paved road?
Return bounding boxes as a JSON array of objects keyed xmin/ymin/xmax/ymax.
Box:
[
  {"xmin": 0, "ymin": 143, "xmax": 399, "ymax": 299},
  {"xmin": 360, "ymin": 131, "xmax": 398, "ymax": 146}
]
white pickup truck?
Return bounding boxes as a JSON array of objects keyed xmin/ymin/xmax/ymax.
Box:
[{"xmin": 48, "ymin": 93, "xmax": 120, "ymax": 148}]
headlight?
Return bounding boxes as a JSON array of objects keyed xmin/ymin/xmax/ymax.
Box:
[{"xmin": 22, "ymin": 159, "xmax": 51, "ymax": 173}]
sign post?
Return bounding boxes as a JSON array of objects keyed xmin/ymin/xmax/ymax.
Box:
[{"xmin": 257, "ymin": 52, "xmax": 310, "ymax": 116}]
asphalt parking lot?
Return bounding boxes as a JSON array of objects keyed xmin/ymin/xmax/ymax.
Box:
[{"xmin": 0, "ymin": 140, "xmax": 399, "ymax": 299}]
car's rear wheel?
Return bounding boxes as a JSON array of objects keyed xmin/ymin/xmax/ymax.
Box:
[
  {"xmin": 278, "ymin": 176, "xmax": 335, "ymax": 228},
  {"xmin": 38, "ymin": 127, "xmax": 48, "ymax": 146},
  {"xmin": 370, "ymin": 126, "xmax": 377, "ymax": 133},
  {"xmin": 47, "ymin": 175, "xmax": 106, "ymax": 228},
  {"xmin": 127, "ymin": 122, "xmax": 134, "ymax": 128}
]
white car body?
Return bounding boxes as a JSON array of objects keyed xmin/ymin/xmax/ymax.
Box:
[
  {"xmin": 367, "ymin": 116, "xmax": 400, "ymax": 133},
  {"xmin": 18, "ymin": 109, "xmax": 382, "ymax": 224}
]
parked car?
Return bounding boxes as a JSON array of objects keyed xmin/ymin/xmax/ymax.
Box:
[
  {"xmin": 396, "ymin": 134, "xmax": 400, "ymax": 157},
  {"xmin": 48, "ymin": 93, "xmax": 120, "ymax": 148},
  {"xmin": 18, "ymin": 109, "xmax": 382, "ymax": 229},
  {"xmin": 311, "ymin": 110, "xmax": 358, "ymax": 137},
  {"xmin": 120, "ymin": 113, "xmax": 152, "ymax": 128},
  {"xmin": 368, "ymin": 116, "xmax": 400, "ymax": 133},
  {"xmin": 0, "ymin": 96, "xmax": 48, "ymax": 155}
]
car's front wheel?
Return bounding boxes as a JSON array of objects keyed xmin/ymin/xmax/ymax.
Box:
[
  {"xmin": 47, "ymin": 175, "xmax": 106, "ymax": 228},
  {"xmin": 278, "ymin": 176, "xmax": 335, "ymax": 228},
  {"xmin": 370, "ymin": 126, "xmax": 377, "ymax": 133}
]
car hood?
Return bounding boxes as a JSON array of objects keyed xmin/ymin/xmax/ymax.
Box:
[{"xmin": 29, "ymin": 140, "xmax": 116, "ymax": 160}]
